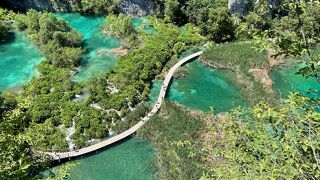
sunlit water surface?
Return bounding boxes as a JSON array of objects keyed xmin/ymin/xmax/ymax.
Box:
[
  {"xmin": 271, "ymin": 62, "xmax": 320, "ymax": 98},
  {"xmin": 55, "ymin": 13, "xmax": 120, "ymax": 81},
  {"xmin": 150, "ymin": 60, "xmax": 247, "ymax": 113},
  {"xmin": 0, "ymin": 32, "xmax": 43, "ymax": 91},
  {"xmin": 67, "ymin": 137, "xmax": 154, "ymax": 180}
]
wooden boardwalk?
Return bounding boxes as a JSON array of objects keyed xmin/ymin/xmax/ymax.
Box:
[{"xmin": 45, "ymin": 51, "xmax": 203, "ymax": 161}]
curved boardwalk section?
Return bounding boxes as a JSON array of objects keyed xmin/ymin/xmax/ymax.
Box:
[{"xmin": 46, "ymin": 51, "xmax": 203, "ymax": 161}]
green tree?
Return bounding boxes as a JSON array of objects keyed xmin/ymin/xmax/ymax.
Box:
[
  {"xmin": 0, "ymin": 96, "xmax": 48, "ymax": 179},
  {"xmin": 184, "ymin": 0, "xmax": 235, "ymax": 42},
  {"xmin": 256, "ymin": 0, "xmax": 320, "ymax": 83},
  {"xmin": 45, "ymin": 162, "xmax": 79, "ymax": 180},
  {"xmin": 105, "ymin": 13, "xmax": 134, "ymax": 38},
  {"xmin": 202, "ymin": 93, "xmax": 320, "ymax": 179},
  {"xmin": 235, "ymin": 4, "xmax": 272, "ymax": 40},
  {"xmin": 0, "ymin": 20, "xmax": 9, "ymax": 41},
  {"xmin": 0, "ymin": 8, "xmax": 14, "ymax": 41},
  {"xmin": 79, "ymin": 0, "xmax": 120, "ymax": 14},
  {"xmin": 19, "ymin": 10, "xmax": 84, "ymax": 67},
  {"xmin": 163, "ymin": 0, "xmax": 181, "ymax": 22}
]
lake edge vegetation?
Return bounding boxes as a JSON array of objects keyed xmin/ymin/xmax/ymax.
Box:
[
  {"xmin": 0, "ymin": 0, "xmax": 319, "ymax": 179},
  {"xmin": 0, "ymin": 7, "xmax": 206, "ymax": 179}
]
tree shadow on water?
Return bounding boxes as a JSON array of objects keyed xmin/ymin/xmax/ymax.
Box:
[{"xmin": 0, "ymin": 32, "xmax": 16, "ymax": 45}]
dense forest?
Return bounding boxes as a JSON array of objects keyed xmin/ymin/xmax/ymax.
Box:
[{"xmin": 0, "ymin": 0, "xmax": 319, "ymax": 179}]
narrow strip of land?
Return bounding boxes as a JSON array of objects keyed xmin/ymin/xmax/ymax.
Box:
[{"xmin": 45, "ymin": 51, "xmax": 203, "ymax": 161}]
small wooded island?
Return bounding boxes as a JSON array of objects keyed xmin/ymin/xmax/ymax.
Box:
[{"xmin": 0, "ymin": 0, "xmax": 319, "ymax": 179}]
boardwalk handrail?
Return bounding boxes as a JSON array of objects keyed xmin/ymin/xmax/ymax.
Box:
[{"xmin": 44, "ymin": 51, "xmax": 203, "ymax": 161}]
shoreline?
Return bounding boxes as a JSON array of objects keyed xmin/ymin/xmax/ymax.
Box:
[{"xmin": 198, "ymin": 49, "xmax": 285, "ymax": 93}]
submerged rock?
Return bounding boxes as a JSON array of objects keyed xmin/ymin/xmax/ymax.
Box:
[{"xmin": 97, "ymin": 48, "xmax": 128, "ymax": 56}]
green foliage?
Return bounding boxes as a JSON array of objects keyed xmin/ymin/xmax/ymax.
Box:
[
  {"xmin": 16, "ymin": 61, "xmax": 112, "ymax": 150},
  {"xmin": 154, "ymin": 0, "xmax": 235, "ymax": 42},
  {"xmin": 235, "ymin": 1, "xmax": 275, "ymax": 39},
  {"xmin": 18, "ymin": 10, "xmax": 84, "ymax": 67},
  {"xmin": 22, "ymin": 62, "xmax": 77, "ymax": 123},
  {"xmin": 105, "ymin": 14, "xmax": 134, "ymax": 38},
  {"xmin": 0, "ymin": 95, "xmax": 48, "ymax": 179},
  {"xmin": 0, "ymin": 20, "xmax": 9, "ymax": 41},
  {"xmin": 74, "ymin": 105, "xmax": 109, "ymax": 141},
  {"xmin": 178, "ymin": 0, "xmax": 235, "ymax": 42},
  {"xmin": 0, "ymin": 8, "xmax": 14, "ymax": 41},
  {"xmin": 45, "ymin": 162, "xmax": 79, "ymax": 180},
  {"xmin": 139, "ymin": 101, "xmax": 206, "ymax": 179},
  {"xmin": 253, "ymin": 1, "xmax": 320, "ymax": 84},
  {"xmin": 271, "ymin": 1, "xmax": 320, "ymax": 57},
  {"xmin": 202, "ymin": 93, "xmax": 320, "ymax": 179},
  {"xmin": 203, "ymin": 42, "xmax": 274, "ymax": 104},
  {"xmin": 204, "ymin": 42, "xmax": 267, "ymax": 70},
  {"xmin": 163, "ymin": 0, "xmax": 181, "ymax": 22},
  {"xmin": 0, "ymin": 134, "xmax": 47, "ymax": 179},
  {"xmin": 114, "ymin": 103, "xmax": 150, "ymax": 133},
  {"xmin": 26, "ymin": 121, "xmax": 69, "ymax": 151},
  {"xmin": 204, "ymin": 5, "xmax": 235, "ymax": 42},
  {"xmin": 104, "ymin": 14, "xmax": 148, "ymax": 48},
  {"xmin": 12, "ymin": 61, "xmax": 80, "ymax": 151},
  {"xmin": 90, "ymin": 18, "xmax": 205, "ymax": 112},
  {"xmin": 6, "ymin": 13, "xmax": 205, "ymax": 152},
  {"xmin": 0, "ymin": 8, "xmax": 14, "ymax": 22}
]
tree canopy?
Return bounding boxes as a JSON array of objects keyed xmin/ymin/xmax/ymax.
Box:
[{"xmin": 16, "ymin": 10, "xmax": 84, "ymax": 67}]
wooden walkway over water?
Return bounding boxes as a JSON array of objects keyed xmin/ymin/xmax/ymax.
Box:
[{"xmin": 45, "ymin": 51, "xmax": 203, "ymax": 161}]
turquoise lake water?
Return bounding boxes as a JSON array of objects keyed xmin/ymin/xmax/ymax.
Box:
[
  {"xmin": 150, "ymin": 60, "xmax": 247, "ymax": 113},
  {"xmin": 63, "ymin": 137, "xmax": 154, "ymax": 180},
  {"xmin": 0, "ymin": 32, "xmax": 43, "ymax": 91},
  {"xmin": 271, "ymin": 62, "xmax": 320, "ymax": 98},
  {"xmin": 55, "ymin": 14, "xmax": 154, "ymax": 81},
  {"xmin": 132, "ymin": 17, "xmax": 147, "ymax": 29},
  {"xmin": 55, "ymin": 13, "xmax": 121, "ymax": 81}
]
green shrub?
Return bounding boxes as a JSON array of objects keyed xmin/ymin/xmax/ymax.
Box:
[{"xmin": 203, "ymin": 93, "xmax": 320, "ymax": 179}]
